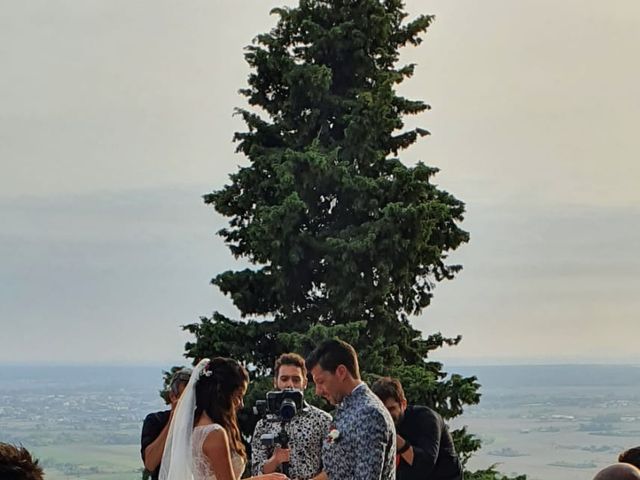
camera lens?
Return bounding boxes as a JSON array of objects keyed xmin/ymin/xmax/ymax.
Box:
[{"xmin": 279, "ymin": 398, "xmax": 297, "ymax": 420}]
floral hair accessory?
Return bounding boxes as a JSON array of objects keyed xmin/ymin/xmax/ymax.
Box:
[
  {"xmin": 201, "ymin": 361, "xmax": 214, "ymax": 377},
  {"xmin": 326, "ymin": 427, "xmax": 341, "ymax": 444}
]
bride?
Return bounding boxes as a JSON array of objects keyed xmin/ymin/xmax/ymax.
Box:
[{"xmin": 159, "ymin": 357, "xmax": 288, "ymax": 480}]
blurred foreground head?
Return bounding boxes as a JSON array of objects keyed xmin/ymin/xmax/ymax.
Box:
[
  {"xmin": 620, "ymin": 447, "xmax": 640, "ymax": 469},
  {"xmin": 593, "ymin": 463, "xmax": 640, "ymax": 480},
  {"xmin": 0, "ymin": 443, "xmax": 44, "ymax": 480}
]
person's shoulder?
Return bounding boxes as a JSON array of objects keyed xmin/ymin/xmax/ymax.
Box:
[
  {"xmin": 201, "ymin": 424, "xmax": 229, "ymax": 452},
  {"xmin": 406, "ymin": 405, "xmax": 443, "ymax": 424},
  {"xmin": 409, "ymin": 405, "xmax": 440, "ymax": 417},
  {"xmin": 361, "ymin": 400, "xmax": 392, "ymax": 424},
  {"xmin": 197, "ymin": 422, "xmax": 225, "ymax": 433},
  {"xmin": 143, "ymin": 410, "xmax": 170, "ymax": 425},
  {"xmin": 363, "ymin": 387, "xmax": 391, "ymax": 412},
  {"xmin": 347, "ymin": 386, "xmax": 389, "ymax": 419},
  {"xmin": 252, "ymin": 416, "xmax": 271, "ymax": 435},
  {"xmin": 205, "ymin": 423, "xmax": 226, "ymax": 433},
  {"xmin": 358, "ymin": 403, "xmax": 394, "ymax": 436},
  {"xmin": 359, "ymin": 384, "xmax": 383, "ymax": 404},
  {"xmin": 199, "ymin": 423, "xmax": 227, "ymax": 442},
  {"xmin": 305, "ymin": 403, "xmax": 332, "ymax": 420}
]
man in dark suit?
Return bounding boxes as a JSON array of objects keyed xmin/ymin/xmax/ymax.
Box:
[
  {"xmin": 306, "ymin": 339, "xmax": 396, "ymax": 480},
  {"xmin": 140, "ymin": 367, "xmax": 191, "ymax": 480},
  {"xmin": 372, "ymin": 377, "xmax": 463, "ymax": 480}
]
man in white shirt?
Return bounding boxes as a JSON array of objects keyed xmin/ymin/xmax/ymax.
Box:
[{"xmin": 252, "ymin": 353, "xmax": 332, "ymax": 480}]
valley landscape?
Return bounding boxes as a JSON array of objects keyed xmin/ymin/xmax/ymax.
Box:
[{"xmin": 2, "ymin": 364, "xmax": 639, "ymax": 480}]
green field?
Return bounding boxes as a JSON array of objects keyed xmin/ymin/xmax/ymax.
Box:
[{"xmin": 32, "ymin": 444, "xmax": 143, "ymax": 480}]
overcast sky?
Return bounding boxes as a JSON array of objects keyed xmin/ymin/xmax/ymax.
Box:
[{"xmin": 1, "ymin": 0, "xmax": 638, "ymax": 366}]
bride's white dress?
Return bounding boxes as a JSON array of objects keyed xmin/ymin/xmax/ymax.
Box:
[{"xmin": 192, "ymin": 424, "xmax": 246, "ymax": 480}]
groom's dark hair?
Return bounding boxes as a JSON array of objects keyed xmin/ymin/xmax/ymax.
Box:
[{"xmin": 305, "ymin": 339, "xmax": 360, "ymax": 379}]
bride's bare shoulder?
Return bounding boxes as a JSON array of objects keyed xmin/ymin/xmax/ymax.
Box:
[{"xmin": 201, "ymin": 424, "xmax": 228, "ymax": 449}]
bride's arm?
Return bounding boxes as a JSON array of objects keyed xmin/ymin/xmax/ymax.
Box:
[
  {"xmin": 203, "ymin": 429, "xmax": 287, "ymax": 480},
  {"xmin": 202, "ymin": 428, "xmax": 238, "ymax": 480}
]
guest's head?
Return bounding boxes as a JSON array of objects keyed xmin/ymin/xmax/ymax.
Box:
[
  {"xmin": 306, "ymin": 339, "xmax": 360, "ymax": 405},
  {"xmin": 195, "ymin": 357, "xmax": 249, "ymax": 458},
  {"xmin": 168, "ymin": 367, "xmax": 192, "ymax": 405},
  {"xmin": 620, "ymin": 447, "xmax": 640, "ymax": 469},
  {"xmin": 0, "ymin": 443, "xmax": 44, "ymax": 480},
  {"xmin": 274, "ymin": 352, "xmax": 307, "ymax": 391},
  {"xmin": 371, "ymin": 376, "xmax": 408, "ymax": 425},
  {"xmin": 593, "ymin": 463, "xmax": 640, "ymax": 480}
]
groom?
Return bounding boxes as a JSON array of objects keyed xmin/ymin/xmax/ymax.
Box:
[{"xmin": 306, "ymin": 339, "xmax": 395, "ymax": 480}]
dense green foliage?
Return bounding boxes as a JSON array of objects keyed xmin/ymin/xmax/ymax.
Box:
[
  {"xmin": 183, "ymin": 0, "xmax": 518, "ymax": 476},
  {"xmin": 465, "ymin": 468, "xmax": 528, "ymax": 480}
]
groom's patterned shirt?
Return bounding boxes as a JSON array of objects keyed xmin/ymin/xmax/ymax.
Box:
[{"xmin": 322, "ymin": 383, "xmax": 396, "ymax": 480}]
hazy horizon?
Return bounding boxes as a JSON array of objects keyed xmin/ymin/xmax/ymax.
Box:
[{"xmin": 2, "ymin": 359, "xmax": 640, "ymax": 369}]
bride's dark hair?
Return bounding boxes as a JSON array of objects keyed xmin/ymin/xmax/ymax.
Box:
[{"xmin": 194, "ymin": 357, "xmax": 249, "ymax": 458}]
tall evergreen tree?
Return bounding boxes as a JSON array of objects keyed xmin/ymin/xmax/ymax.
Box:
[{"xmin": 184, "ymin": 0, "xmax": 501, "ymax": 473}]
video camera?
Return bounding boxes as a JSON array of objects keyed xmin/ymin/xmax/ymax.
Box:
[
  {"xmin": 253, "ymin": 389, "xmax": 304, "ymax": 421},
  {"xmin": 253, "ymin": 389, "xmax": 304, "ymax": 477}
]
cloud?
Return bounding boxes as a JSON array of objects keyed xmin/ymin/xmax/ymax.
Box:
[
  {"xmin": 0, "ymin": 187, "xmax": 236, "ymax": 364},
  {"xmin": 422, "ymin": 203, "xmax": 640, "ymax": 363}
]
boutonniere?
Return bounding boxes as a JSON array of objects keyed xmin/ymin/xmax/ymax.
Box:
[{"xmin": 326, "ymin": 427, "xmax": 341, "ymax": 444}]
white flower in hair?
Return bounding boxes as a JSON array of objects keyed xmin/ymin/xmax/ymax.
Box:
[{"xmin": 201, "ymin": 362, "xmax": 213, "ymax": 377}]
